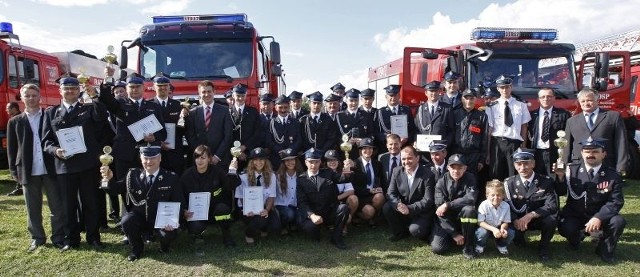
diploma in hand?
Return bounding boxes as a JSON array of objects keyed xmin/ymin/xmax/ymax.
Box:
[
  {"xmin": 390, "ymin": 115, "xmax": 409, "ymax": 139},
  {"xmin": 188, "ymin": 192, "xmax": 211, "ymax": 221},
  {"xmin": 242, "ymin": 186, "xmax": 264, "ymax": 216},
  {"xmin": 154, "ymin": 202, "xmax": 181, "ymax": 229}
]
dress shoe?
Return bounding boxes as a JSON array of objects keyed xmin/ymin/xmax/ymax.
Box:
[
  {"xmin": 539, "ymin": 253, "xmax": 550, "ymax": 262},
  {"xmin": 330, "ymin": 236, "xmax": 348, "ymax": 250},
  {"xmin": 89, "ymin": 241, "xmax": 105, "ymax": 249},
  {"xmin": 463, "ymin": 249, "xmax": 476, "ymax": 259},
  {"xmin": 223, "ymin": 236, "xmax": 237, "ymax": 248},
  {"xmin": 388, "ymin": 233, "xmax": 408, "ymax": 242},
  {"xmin": 53, "ymin": 242, "xmax": 66, "ymax": 249},
  {"xmin": 127, "ymin": 253, "xmax": 140, "ymax": 262},
  {"xmin": 600, "ymin": 254, "xmax": 616, "ymax": 264},
  {"xmin": 7, "ymin": 188, "xmax": 23, "ymax": 196},
  {"xmin": 60, "ymin": 245, "xmax": 73, "ymax": 253},
  {"xmin": 27, "ymin": 241, "xmax": 44, "ymax": 252}
]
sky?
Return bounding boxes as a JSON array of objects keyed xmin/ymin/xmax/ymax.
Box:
[{"xmin": 1, "ymin": 0, "xmax": 640, "ymax": 95}]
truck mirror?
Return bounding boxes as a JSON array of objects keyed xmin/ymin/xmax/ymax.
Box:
[
  {"xmin": 596, "ymin": 52, "xmax": 609, "ymax": 79},
  {"xmin": 119, "ymin": 69, "xmax": 127, "ymax": 81},
  {"xmin": 120, "ymin": 46, "xmax": 128, "ymax": 69},
  {"xmin": 422, "ymin": 50, "xmax": 438, "ymax": 59},
  {"xmin": 272, "ymin": 64, "xmax": 282, "ymax": 77},
  {"xmin": 270, "ymin": 41, "xmax": 281, "ymax": 65}
]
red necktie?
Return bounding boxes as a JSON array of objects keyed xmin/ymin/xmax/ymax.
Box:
[{"xmin": 205, "ymin": 106, "xmax": 211, "ymax": 130}]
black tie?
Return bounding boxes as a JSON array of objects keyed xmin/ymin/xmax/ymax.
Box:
[
  {"xmin": 391, "ymin": 157, "xmax": 398, "ymax": 172},
  {"xmin": 588, "ymin": 168, "xmax": 595, "ymax": 180},
  {"xmin": 161, "ymin": 101, "xmax": 166, "ymax": 108},
  {"xmin": 437, "ymin": 167, "xmax": 442, "ymax": 177},
  {"xmin": 310, "ymin": 175, "xmax": 318, "ymax": 186},
  {"xmin": 366, "ymin": 163, "xmax": 373, "ymax": 187},
  {"xmin": 524, "ymin": 180, "xmax": 530, "ymax": 189},
  {"xmin": 541, "ymin": 111, "xmax": 550, "ymax": 142},
  {"xmin": 68, "ymin": 105, "xmax": 74, "ymax": 112},
  {"xmin": 504, "ymin": 100, "xmax": 513, "ymax": 127},
  {"xmin": 256, "ymin": 175, "xmax": 262, "ymax": 186},
  {"xmin": 147, "ymin": 174, "xmax": 154, "ymax": 189},
  {"xmin": 430, "ymin": 105, "xmax": 435, "ymax": 118},
  {"xmin": 314, "ymin": 115, "xmax": 319, "ymax": 123}
]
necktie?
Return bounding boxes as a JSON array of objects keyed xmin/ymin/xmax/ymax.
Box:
[
  {"xmin": 392, "ymin": 107, "xmax": 397, "ymax": 115},
  {"xmin": 314, "ymin": 115, "xmax": 319, "ymax": 123},
  {"xmin": 310, "ymin": 175, "xmax": 318, "ymax": 186},
  {"xmin": 391, "ymin": 157, "xmax": 398, "ymax": 172},
  {"xmin": 587, "ymin": 113, "xmax": 595, "ymax": 130},
  {"xmin": 162, "ymin": 101, "xmax": 166, "ymax": 108},
  {"xmin": 524, "ymin": 180, "xmax": 530, "ymax": 189},
  {"xmin": 366, "ymin": 163, "xmax": 373, "ymax": 188},
  {"xmin": 437, "ymin": 167, "xmax": 442, "ymax": 177},
  {"xmin": 256, "ymin": 175, "xmax": 262, "ymax": 186},
  {"xmin": 541, "ymin": 111, "xmax": 550, "ymax": 142},
  {"xmin": 504, "ymin": 100, "xmax": 514, "ymax": 127},
  {"xmin": 588, "ymin": 168, "xmax": 595, "ymax": 180},
  {"xmin": 205, "ymin": 106, "xmax": 211, "ymax": 130},
  {"xmin": 147, "ymin": 174, "xmax": 154, "ymax": 189},
  {"xmin": 68, "ymin": 105, "xmax": 74, "ymax": 112},
  {"xmin": 430, "ymin": 105, "xmax": 435, "ymax": 118},
  {"xmin": 238, "ymin": 108, "xmax": 242, "ymax": 116}
]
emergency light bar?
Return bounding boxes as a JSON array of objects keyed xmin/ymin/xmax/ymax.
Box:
[
  {"xmin": 152, "ymin": 14, "xmax": 248, "ymax": 24},
  {"xmin": 0, "ymin": 22, "xmax": 13, "ymax": 33},
  {"xmin": 471, "ymin": 27, "xmax": 558, "ymax": 41}
]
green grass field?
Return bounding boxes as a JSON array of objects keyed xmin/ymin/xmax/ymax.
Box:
[{"xmin": 0, "ymin": 169, "xmax": 638, "ymax": 276}]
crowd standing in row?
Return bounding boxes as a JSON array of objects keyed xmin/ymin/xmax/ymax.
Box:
[{"xmin": 6, "ymin": 69, "xmax": 627, "ymax": 264}]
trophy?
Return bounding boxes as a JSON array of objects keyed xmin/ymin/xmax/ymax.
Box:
[
  {"xmin": 103, "ymin": 45, "xmax": 117, "ymax": 84},
  {"xmin": 554, "ymin": 130, "xmax": 568, "ymax": 170},
  {"xmin": 77, "ymin": 70, "xmax": 94, "ymax": 102},
  {"xmin": 177, "ymin": 97, "xmax": 192, "ymax": 127},
  {"xmin": 229, "ymin": 141, "xmax": 243, "ymax": 174},
  {"xmin": 99, "ymin": 146, "xmax": 114, "ymax": 189},
  {"xmin": 340, "ymin": 134, "xmax": 353, "ymax": 173}
]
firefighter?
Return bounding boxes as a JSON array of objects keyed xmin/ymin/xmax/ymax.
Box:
[
  {"xmin": 373, "ymin": 84, "xmax": 416, "ymax": 151},
  {"xmin": 451, "ymin": 89, "xmax": 489, "ymax": 178},
  {"xmin": 149, "ymin": 75, "xmax": 185, "ymax": 175},
  {"xmin": 324, "ymin": 94, "xmax": 341, "ymax": 121},
  {"xmin": 265, "ymin": 95, "xmax": 301, "ymax": 169},
  {"xmin": 299, "ymin": 91, "xmax": 338, "ymax": 154},
  {"xmin": 358, "ymin": 88, "xmax": 377, "ymax": 118},
  {"xmin": 335, "ymin": 89, "xmax": 374, "ymax": 159},
  {"xmin": 441, "ymin": 71, "xmax": 463, "ymax": 109},
  {"xmin": 330, "ymin": 82, "xmax": 348, "ymax": 111},
  {"xmin": 415, "ymin": 81, "xmax": 455, "ymax": 150},
  {"xmin": 230, "ymin": 83, "xmax": 261, "ymax": 170},
  {"xmin": 289, "ymin": 91, "xmax": 308, "ymax": 120}
]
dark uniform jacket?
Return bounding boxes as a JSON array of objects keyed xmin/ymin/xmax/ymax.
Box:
[
  {"xmin": 299, "ymin": 113, "xmax": 338, "ymax": 153},
  {"xmin": 231, "ymin": 105, "xmax": 261, "ymax": 154},
  {"xmin": 386, "ymin": 165, "xmax": 436, "ymax": 218},
  {"xmin": 297, "ymin": 169, "xmax": 341, "ymax": 218},
  {"xmin": 452, "ymin": 108, "xmax": 489, "ymax": 156},
  {"xmin": 290, "ymin": 108, "xmax": 309, "ymax": 121},
  {"xmin": 503, "ymin": 173, "xmax": 558, "ymax": 220},
  {"xmin": 150, "ymin": 98, "xmax": 185, "ymax": 169},
  {"xmin": 335, "ymin": 109, "xmax": 374, "ymax": 140},
  {"xmin": 351, "ymin": 158, "xmax": 382, "ymax": 198},
  {"xmin": 434, "ymin": 172, "xmax": 477, "ymax": 235},
  {"xmin": 415, "ymin": 101, "xmax": 455, "ymax": 145},
  {"xmin": 180, "ymin": 165, "xmax": 235, "ymax": 213},
  {"xmin": 8, "ymin": 109, "xmax": 57, "ymax": 183},
  {"xmin": 265, "ymin": 115, "xmax": 301, "ymax": 166},
  {"xmin": 556, "ymin": 164, "xmax": 624, "ymax": 221},
  {"xmin": 373, "ymin": 105, "xmax": 416, "ymax": 146},
  {"xmin": 441, "ymin": 93, "xmax": 462, "ymax": 110}
]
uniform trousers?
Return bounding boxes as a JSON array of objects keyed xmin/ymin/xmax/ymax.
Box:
[
  {"xmin": 512, "ymin": 214, "xmax": 556, "ymax": 255},
  {"xmin": 23, "ymin": 174, "xmax": 65, "ymax": 244},
  {"xmin": 241, "ymin": 209, "xmax": 281, "ymax": 239},
  {"xmin": 490, "ymin": 137, "xmax": 521, "ymax": 181},
  {"xmin": 58, "ymin": 167, "xmax": 101, "ymax": 245},
  {"xmin": 121, "ymin": 212, "xmax": 178, "ymax": 255},
  {"xmin": 431, "ymin": 205, "xmax": 477, "ymax": 254},
  {"xmin": 276, "ymin": 205, "xmax": 298, "ymax": 228},
  {"xmin": 558, "ymin": 214, "xmax": 625, "ymax": 258},
  {"xmin": 382, "ymin": 201, "xmax": 432, "ymax": 239},
  {"xmin": 299, "ymin": 204, "xmax": 349, "ymax": 241},
  {"xmin": 186, "ymin": 202, "xmax": 233, "ymax": 235}
]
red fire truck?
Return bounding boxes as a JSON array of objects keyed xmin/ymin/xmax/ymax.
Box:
[
  {"xmin": 0, "ymin": 22, "xmax": 109, "ymax": 168},
  {"xmin": 117, "ymin": 14, "xmax": 285, "ymax": 107}
]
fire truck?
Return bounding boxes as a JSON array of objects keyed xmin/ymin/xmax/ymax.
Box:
[
  {"xmin": 117, "ymin": 13, "xmax": 285, "ymax": 107},
  {"xmin": 0, "ymin": 22, "xmax": 110, "ymax": 168}
]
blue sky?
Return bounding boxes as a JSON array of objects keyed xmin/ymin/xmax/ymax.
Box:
[{"xmin": 1, "ymin": 0, "xmax": 640, "ymax": 94}]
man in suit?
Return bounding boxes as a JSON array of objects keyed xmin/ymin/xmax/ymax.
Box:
[
  {"xmin": 415, "ymin": 81, "xmax": 455, "ymax": 147},
  {"xmin": 264, "ymin": 95, "xmax": 301, "ymax": 168},
  {"xmin": 441, "ymin": 71, "xmax": 463, "ymax": 109},
  {"xmin": 374, "ymin": 85, "xmax": 416, "ymax": 150},
  {"xmin": 185, "ymin": 80, "xmax": 234, "ymax": 169},
  {"xmin": 299, "ymin": 91, "xmax": 338, "ymax": 154},
  {"xmin": 503, "ymin": 149, "xmax": 558, "ymax": 261},
  {"xmin": 378, "ymin": 133, "xmax": 402, "ymax": 193},
  {"xmin": 7, "ymin": 84, "xmax": 65, "ymax": 251},
  {"xmin": 528, "ymin": 88, "xmax": 571, "ymax": 176},
  {"xmin": 336, "ymin": 89, "xmax": 374, "ymax": 159},
  {"xmin": 230, "ymin": 84, "xmax": 261, "ymax": 167},
  {"xmin": 149, "ymin": 75, "xmax": 185, "ymax": 175},
  {"xmin": 289, "ymin": 90, "xmax": 308, "ymax": 120},
  {"xmin": 100, "ymin": 146, "xmax": 185, "ymax": 261},
  {"xmin": 258, "ymin": 94, "xmax": 275, "ymax": 124},
  {"xmin": 297, "ymin": 148, "xmax": 350, "ymax": 249},
  {"xmin": 555, "ymin": 138, "xmax": 626, "ymax": 264},
  {"xmin": 563, "ymin": 88, "xmax": 628, "ymax": 174},
  {"xmin": 383, "ymin": 145, "xmax": 436, "ymax": 241},
  {"xmin": 42, "ymin": 76, "xmax": 109, "ymax": 251}
]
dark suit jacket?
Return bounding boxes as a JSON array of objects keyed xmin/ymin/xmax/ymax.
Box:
[
  {"xmin": 296, "ymin": 169, "xmax": 341, "ymax": 218},
  {"xmin": 378, "ymin": 152, "xmax": 401, "ymax": 193},
  {"xmin": 564, "ymin": 109, "xmax": 628, "ymax": 172},
  {"xmin": 415, "ymin": 101, "xmax": 454, "ymax": 145},
  {"xmin": 386, "ymin": 165, "xmax": 436, "ymax": 218},
  {"xmin": 7, "ymin": 109, "xmax": 56, "ymax": 184},
  {"xmin": 42, "ymin": 102, "xmax": 108, "ymax": 174},
  {"xmin": 231, "ymin": 105, "xmax": 261, "ymax": 154},
  {"xmin": 299, "ymin": 113, "xmax": 338, "ymax": 153},
  {"xmin": 335, "ymin": 109, "xmax": 374, "ymax": 139},
  {"xmin": 290, "ymin": 108, "xmax": 309, "ymax": 121},
  {"xmin": 150, "ymin": 98, "xmax": 185, "ymax": 167},
  {"xmin": 528, "ymin": 107, "xmax": 570, "ymax": 161},
  {"xmin": 185, "ymin": 104, "xmax": 234, "ymax": 163},
  {"xmin": 351, "ymin": 158, "xmax": 382, "ymax": 198}
]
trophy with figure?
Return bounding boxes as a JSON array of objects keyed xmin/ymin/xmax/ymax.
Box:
[
  {"xmin": 99, "ymin": 146, "xmax": 114, "ymax": 189},
  {"xmin": 103, "ymin": 45, "xmax": 117, "ymax": 84},
  {"xmin": 340, "ymin": 134, "xmax": 353, "ymax": 174},
  {"xmin": 554, "ymin": 130, "xmax": 568, "ymax": 170}
]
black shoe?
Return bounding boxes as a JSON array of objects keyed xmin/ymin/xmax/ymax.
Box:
[
  {"xmin": 60, "ymin": 245, "xmax": 73, "ymax": 253},
  {"xmin": 127, "ymin": 253, "xmax": 140, "ymax": 262},
  {"xmin": 27, "ymin": 241, "xmax": 44, "ymax": 252},
  {"xmin": 159, "ymin": 244, "xmax": 170, "ymax": 253},
  {"xmin": 89, "ymin": 241, "xmax": 105, "ymax": 249},
  {"xmin": 7, "ymin": 188, "xmax": 23, "ymax": 196},
  {"xmin": 223, "ymin": 236, "xmax": 236, "ymax": 248},
  {"xmin": 388, "ymin": 233, "xmax": 408, "ymax": 242},
  {"xmin": 539, "ymin": 253, "xmax": 551, "ymax": 262},
  {"xmin": 53, "ymin": 242, "xmax": 66, "ymax": 249},
  {"xmin": 463, "ymin": 249, "xmax": 476, "ymax": 259},
  {"xmin": 600, "ymin": 254, "xmax": 616, "ymax": 264},
  {"xmin": 330, "ymin": 236, "xmax": 348, "ymax": 250}
]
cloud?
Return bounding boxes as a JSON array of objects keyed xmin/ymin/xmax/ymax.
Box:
[
  {"xmin": 294, "ymin": 68, "xmax": 369, "ymax": 96},
  {"xmin": 284, "ymin": 51, "xmax": 304, "ymax": 57},
  {"xmin": 0, "ymin": 1, "xmax": 8, "ymax": 7},
  {"xmin": 141, "ymin": 0, "xmax": 190, "ymax": 15},
  {"xmin": 34, "ymin": 0, "xmax": 109, "ymax": 7}
]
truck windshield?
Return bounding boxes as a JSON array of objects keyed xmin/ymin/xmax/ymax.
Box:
[
  {"xmin": 140, "ymin": 41, "xmax": 253, "ymax": 80},
  {"xmin": 470, "ymin": 56, "xmax": 577, "ymax": 99}
]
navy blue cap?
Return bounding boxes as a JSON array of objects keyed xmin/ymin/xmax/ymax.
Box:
[
  {"xmin": 330, "ymin": 82, "xmax": 345, "ymax": 92},
  {"xmin": 424, "ymin": 81, "xmax": 441, "ymax": 90},
  {"xmin": 483, "ymin": 88, "xmax": 499, "ymax": 98},
  {"xmin": 274, "ymin": 95, "xmax": 290, "ymax": 105},
  {"xmin": 324, "ymin": 94, "xmax": 341, "ymax": 102},
  {"xmin": 249, "ymin": 147, "xmax": 269, "ymax": 159},
  {"xmin": 384, "ymin": 85, "xmax": 401, "ymax": 95},
  {"xmin": 444, "ymin": 71, "xmax": 461, "ymax": 81},
  {"xmin": 126, "ymin": 74, "xmax": 144, "ymax": 85},
  {"xmin": 304, "ymin": 148, "xmax": 323, "ymax": 160},
  {"xmin": 324, "ymin": 149, "xmax": 341, "ymax": 160},
  {"xmin": 139, "ymin": 146, "xmax": 161, "ymax": 157},
  {"xmin": 280, "ymin": 148, "xmax": 297, "ymax": 160},
  {"xmin": 112, "ymin": 80, "xmax": 126, "ymax": 89},
  {"xmin": 289, "ymin": 91, "xmax": 303, "ymax": 100},
  {"xmin": 512, "ymin": 148, "xmax": 535, "ymax": 162},
  {"xmin": 496, "ymin": 75, "xmax": 513, "ymax": 86},
  {"xmin": 307, "ymin": 91, "xmax": 324, "ymax": 102},
  {"xmin": 153, "ymin": 75, "xmax": 170, "ymax": 84},
  {"xmin": 429, "ymin": 140, "xmax": 448, "ymax": 153},
  {"xmin": 59, "ymin": 77, "xmax": 79, "ymax": 87},
  {"xmin": 345, "ymin": 88, "xmax": 360, "ymax": 99},
  {"xmin": 232, "ymin": 83, "xmax": 248, "ymax": 95},
  {"xmin": 580, "ymin": 137, "xmax": 606, "ymax": 149},
  {"xmin": 358, "ymin": 138, "xmax": 375, "ymax": 149},
  {"xmin": 361, "ymin": 88, "xmax": 375, "ymax": 97},
  {"xmin": 448, "ymin": 154, "xmax": 466, "ymax": 166},
  {"xmin": 224, "ymin": 90, "xmax": 233, "ymax": 99},
  {"xmin": 462, "ymin": 89, "xmax": 477, "ymax": 97},
  {"xmin": 260, "ymin": 94, "xmax": 274, "ymax": 102}
]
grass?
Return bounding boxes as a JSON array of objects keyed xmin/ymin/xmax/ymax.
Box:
[{"xmin": 0, "ymin": 169, "xmax": 638, "ymax": 276}]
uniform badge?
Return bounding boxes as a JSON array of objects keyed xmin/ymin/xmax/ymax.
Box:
[
  {"xmin": 137, "ymin": 190, "xmax": 142, "ymax": 194},
  {"xmin": 513, "ymin": 194, "xmax": 518, "ymax": 198},
  {"xmin": 426, "ymin": 125, "xmax": 431, "ymax": 131},
  {"xmin": 579, "ymin": 168, "xmax": 584, "ymax": 173},
  {"xmin": 158, "ymin": 175, "xmax": 163, "ymax": 181}
]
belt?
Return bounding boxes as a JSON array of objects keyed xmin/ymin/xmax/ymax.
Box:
[{"xmin": 495, "ymin": 136, "xmax": 521, "ymax": 143}]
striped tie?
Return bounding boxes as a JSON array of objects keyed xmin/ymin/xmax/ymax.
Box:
[{"xmin": 205, "ymin": 106, "xmax": 211, "ymax": 130}]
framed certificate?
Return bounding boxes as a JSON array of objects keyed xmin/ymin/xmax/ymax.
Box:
[
  {"xmin": 416, "ymin": 134, "xmax": 442, "ymax": 152},
  {"xmin": 187, "ymin": 192, "xmax": 210, "ymax": 221},
  {"xmin": 154, "ymin": 202, "xmax": 181, "ymax": 229},
  {"xmin": 390, "ymin": 115, "xmax": 409, "ymax": 139},
  {"xmin": 127, "ymin": 114, "xmax": 163, "ymax": 142},
  {"xmin": 55, "ymin": 126, "xmax": 87, "ymax": 157},
  {"xmin": 242, "ymin": 186, "xmax": 264, "ymax": 216}
]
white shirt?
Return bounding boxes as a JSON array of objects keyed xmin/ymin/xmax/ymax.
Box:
[
  {"xmin": 486, "ymin": 97, "xmax": 531, "ymax": 141},
  {"xmin": 234, "ymin": 104, "xmax": 246, "ymax": 114},
  {"xmin": 275, "ymin": 173, "xmax": 298, "ymax": 207},
  {"xmin": 536, "ymin": 107, "xmax": 553, "ymax": 149},
  {"xmin": 25, "ymin": 109, "xmax": 47, "ymax": 176},
  {"xmin": 202, "ymin": 104, "xmax": 214, "ymax": 120},
  {"xmin": 405, "ymin": 166, "xmax": 419, "ymax": 190},
  {"xmin": 156, "ymin": 96, "xmax": 169, "ymax": 107},
  {"xmin": 144, "ymin": 169, "xmax": 160, "ymax": 183},
  {"xmin": 62, "ymin": 101, "xmax": 79, "ymax": 111},
  {"xmin": 478, "ymin": 200, "xmax": 511, "ymax": 227},
  {"xmin": 388, "ymin": 105, "xmax": 398, "ymax": 114},
  {"xmin": 519, "ymin": 174, "xmax": 535, "ymax": 188},
  {"xmin": 585, "ymin": 164, "xmax": 603, "ymax": 177},
  {"xmin": 235, "ymin": 172, "xmax": 277, "ymax": 208}
]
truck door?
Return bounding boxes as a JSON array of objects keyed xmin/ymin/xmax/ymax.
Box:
[{"xmin": 577, "ymin": 51, "xmax": 631, "ymax": 112}]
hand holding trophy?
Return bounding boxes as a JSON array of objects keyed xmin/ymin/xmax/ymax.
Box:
[
  {"xmin": 553, "ymin": 130, "xmax": 568, "ymax": 171},
  {"xmin": 103, "ymin": 45, "xmax": 117, "ymax": 84},
  {"xmin": 99, "ymin": 146, "xmax": 114, "ymax": 189},
  {"xmin": 229, "ymin": 141, "xmax": 242, "ymax": 174},
  {"xmin": 340, "ymin": 134, "xmax": 353, "ymax": 174},
  {"xmin": 177, "ymin": 97, "xmax": 192, "ymax": 127}
]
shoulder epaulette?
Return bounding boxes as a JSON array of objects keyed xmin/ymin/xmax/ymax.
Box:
[{"xmin": 487, "ymin": 101, "xmax": 498, "ymax": 107}]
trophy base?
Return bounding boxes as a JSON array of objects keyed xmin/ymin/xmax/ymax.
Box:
[{"xmin": 99, "ymin": 180, "xmax": 110, "ymax": 189}]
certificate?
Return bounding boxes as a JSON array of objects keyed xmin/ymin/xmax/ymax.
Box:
[
  {"xmin": 127, "ymin": 114, "xmax": 163, "ymax": 142},
  {"xmin": 390, "ymin": 115, "xmax": 409, "ymax": 139},
  {"xmin": 188, "ymin": 192, "xmax": 210, "ymax": 221},
  {"xmin": 55, "ymin": 126, "xmax": 87, "ymax": 157},
  {"xmin": 242, "ymin": 186, "xmax": 264, "ymax": 216},
  {"xmin": 164, "ymin": 123, "xmax": 176, "ymax": 150},
  {"xmin": 154, "ymin": 202, "xmax": 181, "ymax": 229},
  {"xmin": 416, "ymin": 134, "xmax": 442, "ymax": 152}
]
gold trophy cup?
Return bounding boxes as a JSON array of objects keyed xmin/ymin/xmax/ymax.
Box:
[
  {"xmin": 340, "ymin": 134, "xmax": 353, "ymax": 173},
  {"xmin": 177, "ymin": 97, "xmax": 192, "ymax": 127},
  {"xmin": 103, "ymin": 45, "xmax": 118, "ymax": 84},
  {"xmin": 99, "ymin": 146, "xmax": 114, "ymax": 189},
  {"xmin": 554, "ymin": 130, "xmax": 568, "ymax": 170},
  {"xmin": 229, "ymin": 141, "xmax": 243, "ymax": 174}
]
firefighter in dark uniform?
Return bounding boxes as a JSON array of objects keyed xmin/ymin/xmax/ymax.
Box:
[
  {"xmin": 415, "ymin": 81, "xmax": 455, "ymax": 148},
  {"xmin": 324, "ymin": 93, "xmax": 341, "ymax": 121},
  {"xmin": 230, "ymin": 84, "xmax": 261, "ymax": 170},
  {"xmin": 441, "ymin": 71, "xmax": 463, "ymax": 109},
  {"xmin": 358, "ymin": 88, "xmax": 377, "ymax": 119},
  {"xmin": 265, "ymin": 95, "xmax": 301, "ymax": 169},
  {"xmin": 149, "ymin": 75, "xmax": 185, "ymax": 175},
  {"xmin": 101, "ymin": 146, "xmax": 184, "ymax": 262},
  {"xmin": 330, "ymin": 82, "xmax": 348, "ymax": 111},
  {"xmin": 428, "ymin": 140, "xmax": 448, "ymax": 180},
  {"xmin": 431, "ymin": 154, "xmax": 478, "ymax": 259},
  {"xmin": 289, "ymin": 91, "xmax": 308, "ymax": 120},
  {"xmin": 299, "ymin": 91, "xmax": 338, "ymax": 154},
  {"xmin": 258, "ymin": 94, "xmax": 275, "ymax": 126},
  {"xmin": 503, "ymin": 149, "xmax": 557, "ymax": 261},
  {"xmin": 555, "ymin": 138, "xmax": 625, "ymax": 264},
  {"xmin": 335, "ymin": 89, "xmax": 374, "ymax": 159},
  {"xmin": 374, "ymin": 84, "xmax": 416, "ymax": 150},
  {"xmin": 451, "ymin": 89, "xmax": 489, "ymax": 178}
]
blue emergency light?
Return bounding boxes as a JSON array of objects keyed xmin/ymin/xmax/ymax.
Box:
[
  {"xmin": 471, "ymin": 27, "xmax": 558, "ymax": 41},
  {"xmin": 0, "ymin": 22, "xmax": 13, "ymax": 33},
  {"xmin": 152, "ymin": 14, "xmax": 247, "ymax": 24}
]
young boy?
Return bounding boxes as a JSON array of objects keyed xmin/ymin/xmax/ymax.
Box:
[{"xmin": 475, "ymin": 180, "xmax": 515, "ymax": 255}]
